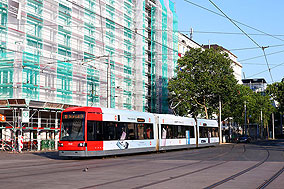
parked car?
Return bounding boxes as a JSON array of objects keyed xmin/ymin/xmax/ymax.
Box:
[{"xmin": 237, "ymin": 135, "xmax": 251, "ymax": 143}]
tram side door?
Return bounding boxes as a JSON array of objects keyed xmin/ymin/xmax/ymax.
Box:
[{"xmin": 208, "ymin": 129, "xmax": 211, "ymax": 143}]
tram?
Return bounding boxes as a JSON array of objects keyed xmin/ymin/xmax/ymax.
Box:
[{"xmin": 58, "ymin": 107, "xmax": 219, "ymax": 157}]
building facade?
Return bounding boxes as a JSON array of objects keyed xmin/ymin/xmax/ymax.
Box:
[
  {"xmin": 0, "ymin": 0, "xmax": 178, "ymax": 150},
  {"xmin": 242, "ymin": 78, "xmax": 267, "ymax": 93},
  {"xmin": 0, "ymin": 0, "xmax": 178, "ymax": 112},
  {"xmin": 178, "ymin": 32, "xmax": 201, "ymax": 58}
]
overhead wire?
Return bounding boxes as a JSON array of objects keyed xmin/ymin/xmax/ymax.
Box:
[
  {"xmin": 65, "ymin": 0, "xmax": 179, "ymax": 52},
  {"xmin": 208, "ymin": 0, "xmax": 274, "ymax": 82},
  {"xmin": 238, "ymin": 49, "xmax": 284, "ymax": 62},
  {"xmin": 192, "ymin": 30, "xmax": 284, "ymax": 37},
  {"xmin": 229, "ymin": 44, "xmax": 284, "ymax": 51},
  {"xmin": 5, "ymin": 19, "xmax": 284, "ymax": 39},
  {"xmin": 247, "ymin": 60, "xmax": 284, "ymax": 78},
  {"xmin": 184, "ymin": 0, "xmax": 284, "ymax": 42},
  {"xmin": 241, "ymin": 62, "xmax": 284, "ymax": 66},
  {"xmin": 208, "ymin": 0, "xmax": 260, "ymax": 48}
]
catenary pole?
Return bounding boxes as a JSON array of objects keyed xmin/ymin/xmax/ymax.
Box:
[
  {"xmin": 272, "ymin": 113, "xmax": 275, "ymax": 139},
  {"xmin": 261, "ymin": 109, "xmax": 263, "ymax": 138},
  {"xmin": 219, "ymin": 96, "xmax": 222, "ymax": 144},
  {"xmin": 244, "ymin": 101, "xmax": 247, "ymax": 135}
]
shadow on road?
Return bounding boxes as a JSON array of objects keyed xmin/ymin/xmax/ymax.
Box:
[{"xmin": 31, "ymin": 151, "xmax": 70, "ymax": 160}]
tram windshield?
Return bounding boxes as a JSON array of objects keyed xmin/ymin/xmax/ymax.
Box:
[{"xmin": 60, "ymin": 112, "xmax": 85, "ymax": 141}]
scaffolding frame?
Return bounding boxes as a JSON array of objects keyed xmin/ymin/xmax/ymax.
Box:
[{"xmin": 0, "ymin": 0, "xmax": 178, "ymax": 117}]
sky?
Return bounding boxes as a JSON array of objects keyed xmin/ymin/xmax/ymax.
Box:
[{"xmin": 175, "ymin": 0, "xmax": 284, "ymax": 84}]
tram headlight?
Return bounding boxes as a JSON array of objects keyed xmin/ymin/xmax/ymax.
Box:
[
  {"xmin": 58, "ymin": 143, "xmax": 63, "ymax": 147},
  {"xmin": 78, "ymin": 142, "xmax": 86, "ymax": 147}
]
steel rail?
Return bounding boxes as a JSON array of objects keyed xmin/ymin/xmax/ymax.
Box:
[
  {"xmin": 0, "ymin": 145, "xmax": 233, "ymax": 180},
  {"xmin": 204, "ymin": 146, "xmax": 270, "ymax": 189},
  {"xmin": 78, "ymin": 145, "xmax": 240, "ymax": 189}
]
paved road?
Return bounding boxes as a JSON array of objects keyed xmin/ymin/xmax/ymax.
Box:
[{"xmin": 0, "ymin": 140, "xmax": 283, "ymax": 189}]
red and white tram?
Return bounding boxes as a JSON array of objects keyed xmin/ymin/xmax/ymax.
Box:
[{"xmin": 59, "ymin": 107, "xmax": 219, "ymax": 157}]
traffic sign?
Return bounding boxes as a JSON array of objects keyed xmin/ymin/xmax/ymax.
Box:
[
  {"xmin": 0, "ymin": 114, "xmax": 6, "ymax": 122},
  {"xmin": 22, "ymin": 110, "xmax": 29, "ymax": 123}
]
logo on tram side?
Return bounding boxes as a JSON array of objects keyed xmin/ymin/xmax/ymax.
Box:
[
  {"xmin": 174, "ymin": 121, "xmax": 184, "ymax": 124},
  {"xmin": 127, "ymin": 117, "xmax": 136, "ymax": 121}
]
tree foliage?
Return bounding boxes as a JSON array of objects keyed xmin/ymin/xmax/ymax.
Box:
[
  {"xmin": 168, "ymin": 48, "xmax": 237, "ymax": 119},
  {"xmin": 222, "ymin": 84, "xmax": 275, "ymax": 127},
  {"xmin": 266, "ymin": 80, "xmax": 284, "ymax": 112}
]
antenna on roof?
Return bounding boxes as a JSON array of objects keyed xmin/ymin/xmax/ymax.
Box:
[
  {"xmin": 190, "ymin": 28, "xmax": 193, "ymax": 40},
  {"xmin": 243, "ymin": 72, "xmax": 246, "ymax": 79}
]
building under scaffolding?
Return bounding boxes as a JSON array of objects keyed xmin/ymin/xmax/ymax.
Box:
[
  {"xmin": 0, "ymin": 99, "xmax": 74, "ymax": 151},
  {"xmin": 0, "ymin": 0, "xmax": 178, "ymax": 151}
]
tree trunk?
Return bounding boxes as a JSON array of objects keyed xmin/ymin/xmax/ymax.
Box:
[
  {"xmin": 204, "ymin": 105, "xmax": 209, "ymax": 119},
  {"xmin": 203, "ymin": 97, "xmax": 208, "ymax": 119},
  {"xmin": 194, "ymin": 117, "xmax": 199, "ymax": 148}
]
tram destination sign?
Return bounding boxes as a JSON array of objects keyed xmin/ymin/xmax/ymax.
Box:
[
  {"xmin": 137, "ymin": 118, "xmax": 145, "ymax": 122},
  {"xmin": 63, "ymin": 114, "xmax": 84, "ymax": 119}
]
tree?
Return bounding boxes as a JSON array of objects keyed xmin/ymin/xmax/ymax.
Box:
[
  {"xmin": 168, "ymin": 47, "xmax": 238, "ymax": 119},
  {"xmin": 222, "ymin": 84, "xmax": 252, "ymax": 125},
  {"xmin": 222, "ymin": 84, "xmax": 275, "ymax": 137},
  {"xmin": 266, "ymin": 80, "xmax": 284, "ymax": 112}
]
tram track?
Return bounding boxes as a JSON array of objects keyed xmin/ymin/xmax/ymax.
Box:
[
  {"xmin": 256, "ymin": 143, "xmax": 284, "ymax": 189},
  {"xmin": 0, "ymin": 159, "xmax": 80, "ymax": 171},
  {"xmin": 0, "ymin": 144, "xmax": 224, "ymax": 172},
  {"xmin": 125, "ymin": 144, "xmax": 267, "ymax": 189},
  {"xmin": 0, "ymin": 144, "xmax": 235, "ymax": 181},
  {"xmin": 256, "ymin": 165, "xmax": 284, "ymax": 189},
  {"xmin": 0, "ymin": 145, "xmax": 222, "ymax": 175},
  {"xmin": 203, "ymin": 146, "xmax": 271, "ymax": 189},
  {"xmin": 77, "ymin": 144, "xmax": 239, "ymax": 189}
]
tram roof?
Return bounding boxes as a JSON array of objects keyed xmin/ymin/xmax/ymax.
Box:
[
  {"xmin": 197, "ymin": 119, "xmax": 218, "ymax": 127},
  {"xmin": 101, "ymin": 108, "xmax": 154, "ymax": 118},
  {"xmin": 63, "ymin": 107, "xmax": 154, "ymax": 118},
  {"xmin": 156, "ymin": 114, "xmax": 195, "ymax": 125}
]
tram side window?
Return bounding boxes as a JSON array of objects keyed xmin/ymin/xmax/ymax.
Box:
[
  {"xmin": 187, "ymin": 126, "xmax": 195, "ymax": 138},
  {"xmin": 117, "ymin": 122, "xmax": 128, "ymax": 140},
  {"xmin": 209, "ymin": 127, "xmax": 219, "ymax": 137},
  {"xmin": 199, "ymin": 127, "xmax": 208, "ymax": 138},
  {"xmin": 135, "ymin": 123, "xmax": 153, "ymax": 139},
  {"xmin": 104, "ymin": 122, "xmax": 117, "ymax": 140},
  {"xmin": 127, "ymin": 123, "xmax": 136, "ymax": 140},
  {"xmin": 162, "ymin": 125, "xmax": 174, "ymax": 139},
  {"xmin": 162, "ymin": 125, "xmax": 194, "ymax": 139},
  {"xmin": 145, "ymin": 124, "xmax": 153, "ymax": 139},
  {"xmin": 87, "ymin": 121, "xmax": 103, "ymax": 141},
  {"xmin": 86, "ymin": 121, "xmax": 154, "ymax": 141},
  {"xmin": 177, "ymin": 126, "xmax": 186, "ymax": 138},
  {"xmin": 161, "ymin": 125, "xmax": 176, "ymax": 139},
  {"xmin": 136, "ymin": 124, "xmax": 145, "ymax": 139}
]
